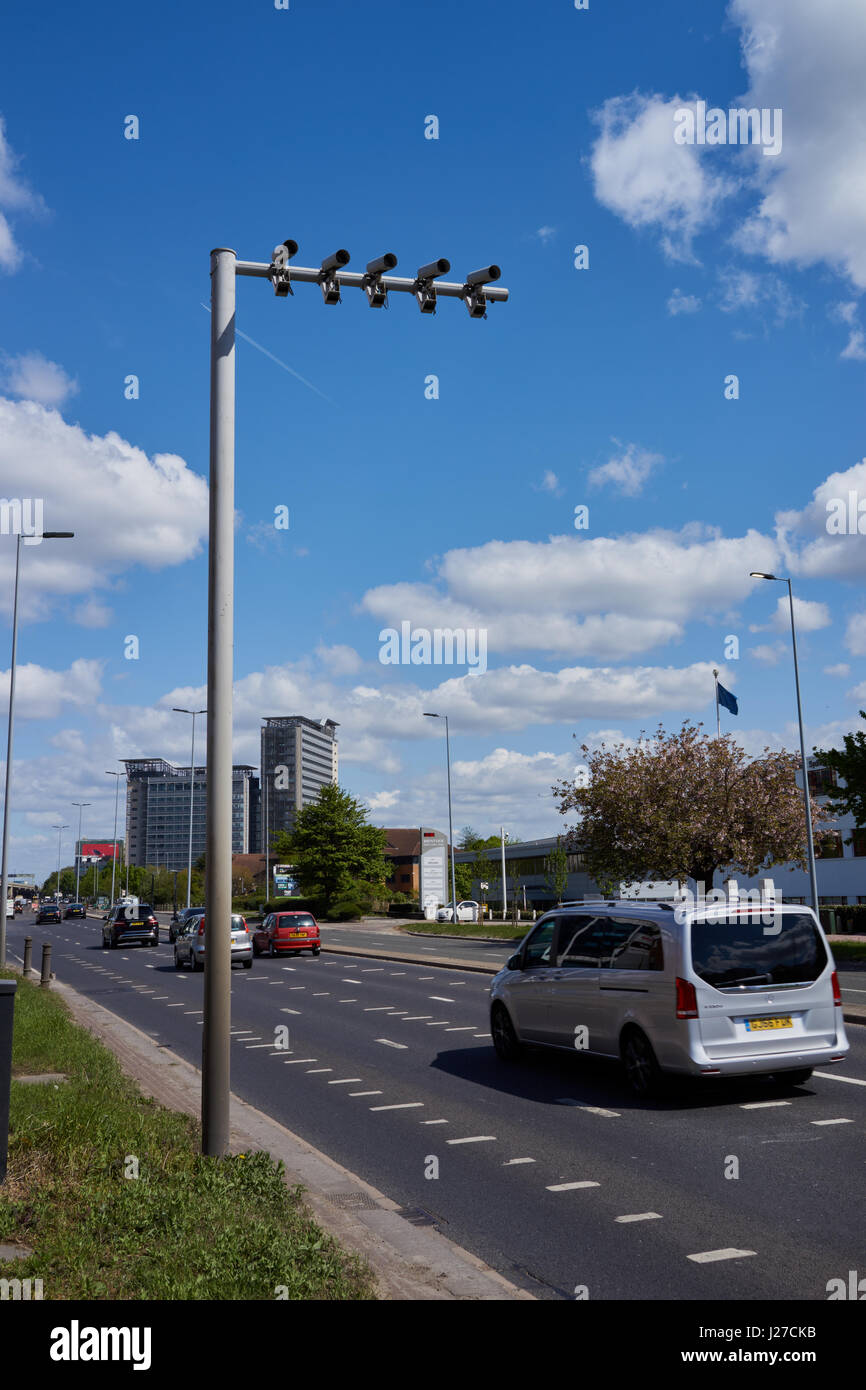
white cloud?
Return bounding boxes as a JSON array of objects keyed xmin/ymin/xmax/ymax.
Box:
[
  {"xmin": 0, "ymin": 116, "xmax": 46, "ymax": 272},
  {"xmin": 750, "ymin": 642, "xmax": 786, "ymax": 665},
  {"xmin": 588, "ymin": 441, "xmax": 664, "ymax": 497},
  {"xmin": 667, "ymin": 287, "xmax": 702, "ymax": 315},
  {"xmin": 0, "ymin": 659, "xmax": 102, "ymax": 720},
  {"xmin": 717, "ymin": 267, "xmax": 804, "ymax": 323},
  {"xmin": 824, "ymin": 663, "xmax": 850, "ymax": 678},
  {"xmin": 767, "ymin": 595, "xmax": 831, "ymax": 633},
  {"xmin": 2, "ymin": 352, "xmax": 77, "ymax": 407},
  {"xmin": 537, "ymin": 469, "xmax": 562, "ymax": 495},
  {"xmin": 776, "ymin": 456, "xmax": 866, "ymax": 580},
  {"xmin": 314, "ymin": 644, "xmax": 363, "ymax": 676},
  {"xmin": 589, "ymin": 93, "xmax": 736, "ymax": 260},
  {"xmin": 0, "ymin": 397, "xmax": 209, "ymax": 613},
  {"xmin": 840, "ymin": 330, "xmax": 866, "ymax": 362},
  {"xmin": 73, "ymin": 599, "xmax": 113, "ymax": 628},
  {"xmin": 846, "ymin": 682, "xmax": 866, "ymax": 701},
  {"xmin": 366, "ymin": 790, "xmax": 401, "ymax": 812},
  {"xmin": 844, "ymin": 613, "xmax": 866, "ymax": 656},
  {"xmin": 730, "ymin": 0, "xmax": 866, "ymax": 288},
  {"xmin": 535, "ymin": 226, "xmax": 556, "ymax": 244}
]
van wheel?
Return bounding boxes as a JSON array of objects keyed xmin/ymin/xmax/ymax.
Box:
[
  {"xmin": 242, "ymin": 958, "xmax": 252, "ymax": 969},
  {"xmin": 491, "ymin": 1005, "xmax": 522, "ymax": 1062},
  {"xmin": 622, "ymin": 1029, "xmax": 664, "ymax": 1098},
  {"xmin": 312, "ymin": 947, "xmax": 320, "ymax": 956},
  {"xmin": 779, "ymin": 1068, "xmax": 813, "ymax": 1086}
]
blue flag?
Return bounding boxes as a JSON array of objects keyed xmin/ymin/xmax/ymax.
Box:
[{"xmin": 717, "ymin": 681, "xmax": 738, "ymax": 716}]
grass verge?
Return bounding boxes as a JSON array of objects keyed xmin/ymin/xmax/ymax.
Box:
[
  {"xmin": 398, "ymin": 921, "xmax": 527, "ymax": 941},
  {"xmin": 0, "ymin": 969, "xmax": 376, "ymax": 1300},
  {"xmin": 829, "ymin": 940, "xmax": 866, "ymax": 963}
]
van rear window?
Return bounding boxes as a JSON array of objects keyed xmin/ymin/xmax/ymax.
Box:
[{"xmin": 690, "ymin": 912, "xmax": 827, "ymax": 988}]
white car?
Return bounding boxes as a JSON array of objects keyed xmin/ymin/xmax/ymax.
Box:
[{"xmin": 436, "ymin": 900, "xmax": 480, "ymax": 923}]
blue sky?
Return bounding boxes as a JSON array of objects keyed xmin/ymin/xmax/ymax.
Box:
[{"xmin": 2, "ymin": 0, "xmax": 866, "ymax": 881}]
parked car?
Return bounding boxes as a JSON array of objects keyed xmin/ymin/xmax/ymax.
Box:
[
  {"xmin": 169, "ymin": 906, "xmax": 204, "ymax": 944},
  {"xmin": 64, "ymin": 903, "xmax": 86, "ymax": 919},
  {"xmin": 252, "ymin": 911, "xmax": 321, "ymax": 957},
  {"xmin": 36, "ymin": 901, "xmax": 61, "ymax": 924},
  {"xmin": 490, "ymin": 899, "xmax": 848, "ymax": 1098},
  {"xmin": 436, "ymin": 900, "xmax": 480, "ymax": 923},
  {"xmin": 102, "ymin": 903, "xmax": 159, "ymax": 949},
  {"xmin": 174, "ymin": 913, "xmax": 252, "ymax": 970}
]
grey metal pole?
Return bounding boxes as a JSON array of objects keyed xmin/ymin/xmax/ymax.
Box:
[
  {"xmin": 0, "ymin": 536, "xmax": 21, "ymax": 966},
  {"xmin": 188, "ymin": 714, "xmax": 196, "ymax": 909},
  {"xmin": 108, "ymin": 773, "xmax": 120, "ymax": 906},
  {"xmin": 203, "ymin": 247, "xmax": 236, "ymax": 1157},
  {"xmin": 52, "ymin": 824, "xmax": 68, "ymax": 899},
  {"xmin": 501, "ymin": 826, "xmax": 507, "ymax": 922},
  {"xmin": 787, "ymin": 579, "xmax": 820, "ymax": 914},
  {"xmin": 264, "ymin": 760, "xmax": 269, "ymax": 906},
  {"xmin": 712, "ymin": 667, "xmax": 720, "ymax": 738},
  {"xmin": 444, "ymin": 716, "xmax": 457, "ymax": 923},
  {"xmin": 72, "ymin": 802, "xmax": 90, "ymax": 902}
]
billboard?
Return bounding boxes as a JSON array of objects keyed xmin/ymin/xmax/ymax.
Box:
[
  {"xmin": 78, "ymin": 841, "xmax": 121, "ymax": 863},
  {"xmin": 419, "ymin": 828, "xmax": 448, "ymax": 909}
]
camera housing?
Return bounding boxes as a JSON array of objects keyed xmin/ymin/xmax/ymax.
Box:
[
  {"xmin": 271, "ymin": 239, "xmax": 299, "ymax": 296},
  {"xmin": 464, "ymin": 265, "xmax": 501, "ymax": 287},
  {"xmin": 319, "ymin": 249, "xmax": 351, "ymax": 305},
  {"xmin": 364, "ymin": 252, "xmax": 398, "ymax": 307}
]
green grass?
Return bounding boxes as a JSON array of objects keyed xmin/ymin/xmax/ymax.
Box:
[
  {"xmin": 399, "ymin": 921, "xmax": 528, "ymax": 941},
  {"xmin": 829, "ymin": 940, "xmax": 866, "ymax": 963},
  {"xmin": 0, "ymin": 969, "xmax": 376, "ymax": 1300}
]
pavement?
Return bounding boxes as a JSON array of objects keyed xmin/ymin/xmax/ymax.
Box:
[{"xmin": 7, "ymin": 909, "xmax": 866, "ymax": 1301}]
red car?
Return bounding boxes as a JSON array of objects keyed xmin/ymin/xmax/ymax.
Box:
[{"xmin": 252, "ymin": 911, "xmax": 321, "ymax": 957}]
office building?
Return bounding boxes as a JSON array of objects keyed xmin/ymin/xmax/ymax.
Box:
[
  {"xmin": 260, "ymin": 716, "xmax": 339, "ymax": 844},
  {"xmin": 123, "ymin": 758, "xmax": 259, "ymax": 869}
]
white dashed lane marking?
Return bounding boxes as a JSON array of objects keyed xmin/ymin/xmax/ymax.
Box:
[
  {"xmin": 687, "ymin": 1249, "xmax": 756, "ymax": 1264},
  {"xmin": 430, "ymin": 996, "xmax": 454, "ymax": 1003},
  {"xmin": 503, "ymin": 1158, "xmax": 536, "ymax": 1166},
  {"xmin": 283, "ymin": 1058, "xmax": 317, "ymax": 1064},
  {"xmin": 740, "ymin": 1100, "xmax": 791, "ymax": 1109},
  {"xmin": 328, "ymin": 1078, "xmax": 363, "ymax": 1085},
  {"xmin": 349, "ymin": 1090, "xmax": 382, "ymax": 1097},
  {"xmin": 616, "ymin": 1213, "xmax": 662, "ymax": 1223},
  {"xmin": 546, "ymin": 1181, "xmax": 600, "ymax": 1192},
  {"xmin": 376, "ymin": 1038, "xmax": 408, "ymax": 1049},
  {"xmin": 814, "ymin": 1071, "xmax": 866, "ymax": 1086},
  {"xmin": 446, "ymin": 1136, "xmax": 496, "ymax": 1146},
  {"xmin": 369, "ymin": 1102, "xmax": 424, "ymax": 1111},
  {"xmin": 811, "ymin": 1118, "xmax": 853, "ymax": 1126}
]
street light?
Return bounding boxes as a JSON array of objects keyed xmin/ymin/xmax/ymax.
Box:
[
  {"xmin": 105, "ymin": 771, "xmax": 123, "ymax": 907},
  {"xmin": 203, "ymin": 240, "xmax": 508, "ymax": 1157},
  {"xmin": 51, "ymin": 824, "xmax": 69, "ymax": 901},
  {"xmin": 71, "ymin": 802, "xmax": 91, "ymax": 902},
  {"xmin": 0, "ymin": 530, "xmax": 74, "ymax": 965},
  {"xmin": 173, "ymin": 708, "xmax": 206, "ymax": 910},
  {"xmin": 749, "ymin": 571, "xmax": 820, "ymax": 913},
  {"xmin": 423, "ymin": 713, "xmax": 458, "ymax": 924}
]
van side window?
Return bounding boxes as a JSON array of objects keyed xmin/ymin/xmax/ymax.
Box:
[
  {"xmin": 557, "ymin": 916, "xmax": 601, "ymax": 967},
  {"xmin": 610, "ymin": 921, "xmax": 664, "ymax": 971},
  {"xmin": 523, "ymin": 919, "xmax": 556, "ymax": 968}
]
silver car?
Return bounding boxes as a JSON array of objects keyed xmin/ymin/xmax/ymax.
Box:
[
  {"xmin": 490, "ymin": 900, "xmax": 848, "ymax": 1097},
  {"xmin": 174, "ymin": 913, "xmax": 253, "ymax": 970}
]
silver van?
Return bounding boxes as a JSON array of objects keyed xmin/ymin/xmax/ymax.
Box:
[{"xmin": 489, "ymin": 900, "xmax": 848, "ymax": 1096}]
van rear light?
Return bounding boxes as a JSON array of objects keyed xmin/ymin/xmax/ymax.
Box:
[
  {"xmin": 676, "ymin": 977, "xmax": 698, "ymax": 1019},
  {"xmin": 831, "ymin": 970, "xmax": 841, "ymax": 1006},
  {"xmin": 198, "ymin": 921, "xmax": 206, "ymax": 936}
]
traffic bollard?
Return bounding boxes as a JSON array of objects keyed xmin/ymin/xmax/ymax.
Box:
[
  {"xmin": 22, "ymin": 937, "xmax": 32, "ymax": 975},
  {"xmin": 40, "ymin": 943, "xmax": 52, "ymax": 987}
]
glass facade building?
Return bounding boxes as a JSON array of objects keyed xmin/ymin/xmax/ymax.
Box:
[{"xmin": 123, "ymin": 758, "xmax": 259, "ymax": 869}]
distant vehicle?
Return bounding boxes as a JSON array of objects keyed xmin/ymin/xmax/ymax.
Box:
[
  {"xmin": 64, "ymin": 903, "xmax": 86, "ymax": 919},
  {"xmin": 5, "ymin": 886, "xmax": 13, "ymax": 919},
  {"xmin": 36, "ymin": 901, "xmax": 62, "ymax": 924},
  {"xmin": 252, "ymin": 912, "xmax": 320, "ymax": 957},
  {"xmin": 490, "ymin": 900, "xmax": 849, "ymax": 1097},
  {"xmin": 174, "ymin": 913, "xmax": 252, "ymax": 970},
  {"xmin": 102, "ymin": 903, "xmax": 159, "ymax": 949},
  {"xmin": 436, "ymin": 900, "xmax": 480, "ymax": 924},
  {"xmin": 169, "ymin": 906, "xmax": 204, "ymax": 944}
]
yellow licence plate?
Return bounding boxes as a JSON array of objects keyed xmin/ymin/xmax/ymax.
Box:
[{"xmin": 745, "ymin": 1016, "xmax": 792, "ymax": 1031}]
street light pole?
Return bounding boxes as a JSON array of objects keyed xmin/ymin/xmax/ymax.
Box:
[
  {"xmin": 51, "ymin": 824, "xmax": 69, "ymax": 899},
  {"xmin": 0, "ymin": 531, "xmax": 74, "ymax": 965},
  {"xmin": 203, "ymin": 240, "xmax": 508, "ymax": 1158},
  {"xmin": 105, "ymin": 771, "xmax": 123, "ymax": 907},
  {"xmin": 173, "ymin": 707, "xmax": 206, "ymax": 910},
  {"xmin": 423, "ymin": 713, "xmax": 458, "ymax": 923},
  {"xmin": 71, "ymin": 802, "xmax": 90, "ymax": 902},
  {"xmin": 749, "ymin": 572, "xmax": 820, "ymax": 913}
]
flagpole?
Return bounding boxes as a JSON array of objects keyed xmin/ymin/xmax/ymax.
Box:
[{"xmin": 713, "ymin": 667, "xmax": 720, "ymax": 737}]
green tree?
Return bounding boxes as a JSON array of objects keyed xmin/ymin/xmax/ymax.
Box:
[
  {"xmin": 454, "ymin": 863, "xmax": 474, "ymax": 899},
  {"xmin": 272, "ymin": 784, "xmax": 388, "ymax": 912},
  {"xmin": 553, "ymin": 721, "xmax": 832, "ymax": 891},
  {"xmin": 813, "ymin": 713, "xmax": 866, "ymax": 834},
  {"xmin": 544, "ymin": 837, "xmax": 569, "ymax": 904}
]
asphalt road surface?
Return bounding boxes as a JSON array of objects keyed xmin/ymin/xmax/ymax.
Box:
[{"xmin": 8, "ymin": 910, "xmax": 866, "ymax": 1301}]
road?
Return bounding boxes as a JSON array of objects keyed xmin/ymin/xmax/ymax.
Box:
[{"xmin": 8, "ymin": 910, "xmax": 866, "ymax": 1301}]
